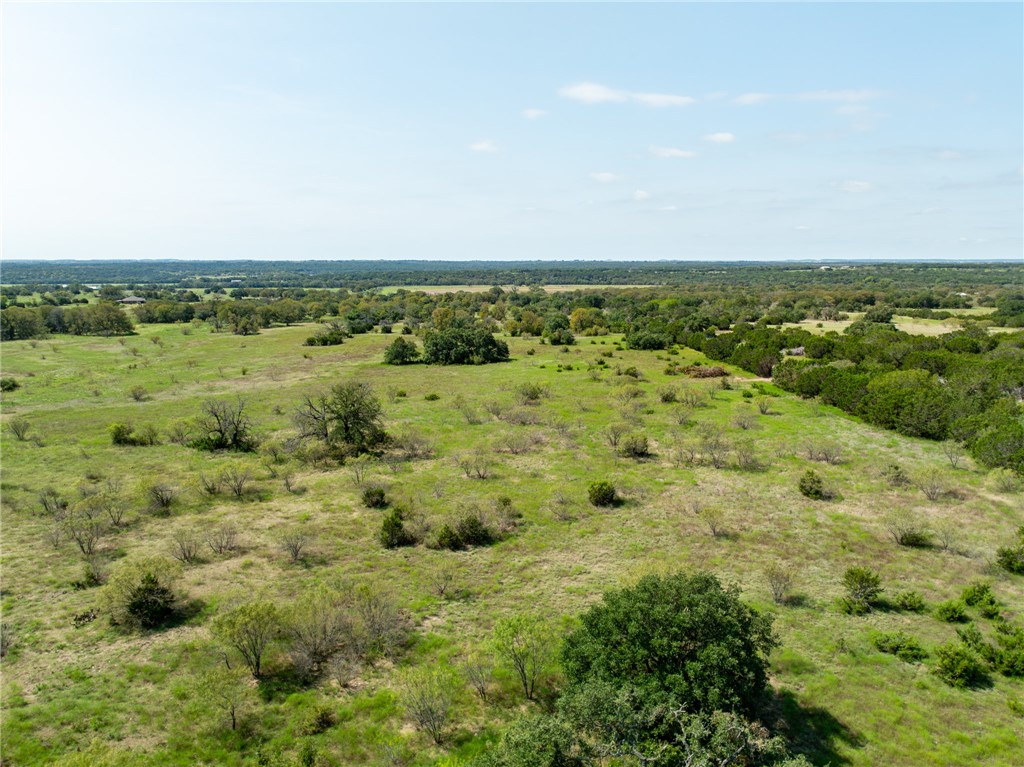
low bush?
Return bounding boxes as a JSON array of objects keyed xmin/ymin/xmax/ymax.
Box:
[
  {"xmin": 935, "ymin": 600, "xmax": 969, "ymax": 623},
  {"xmin": 799, "ymin": 470, "xmax": 826, "ymax": 500},
  {"xmin": 892, "ymin": 590, "xmax": 927, "ymax": 613},
  {"xmin": 839, "ymin": 566, "xmax": 883, "ymax": 615},
  {"xmin": 618, "ymin": 433, "xmax": 651, "ymax": 458},
  {"xmin": 361, "ymin": 484, "xmax": 388, "ymax": 508},
  {"xmin": 380, "ymin": 509, "xmax": 415, "ymax": 549},
  {"xmin": 934, "ymin": 642, "xmax": 987, "ymax": 688},
  {"xmin": 872, "ymin": 631, "xmax": 928, "ymax": 663},
  {"xmin": 587, "ymin": 480, "xmax": 618, "ymax": 507},
  {"xmin": 962, "ymin": 582, "xmax": 994, "ymax": 607},
  {"xmin": 0, "ymin": 377, "xmax": 19, "ymax": 392}
]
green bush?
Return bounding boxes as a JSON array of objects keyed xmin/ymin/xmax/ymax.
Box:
[
  {"xmin": 361, "ymin": 485, "xmax": 388, "ymax": 508},
  {"xmin": 996, "ymin": 529, "xmax": 1024, "ymax": 574},
  {"xmin": 935, "ymin": 600, "xmax": 969, "ymax": 623},
  {"xmin": 436, "ymin": 524, "xmax": 462, "ymax": 551},
  {"xmin": 872, "ymin": 631, "xmax": 928, "ymax": 663},
  {"xmin": 0, "ymin": 377, "xmax": 19, "ymax": 392},
  {"xmin": 383, "ymin": 337, "xmax": 420, "ymax": 365},
  {"xmin": 102, "ymin": 557, "xmax": 181, "ymax": 631},
  {"xmin": 798, "ymin": 470, "xmax": 825, "ymax": 500},
  {"xmin": 455, "ymin": 514, "xmax": 493, "ymax": 547},
  {"xmin": 380, "ymin": 509, "xmax": 414, "ymax": 549},
  {"xmin": 618, "ymin": 433, "xmax": 650, "ymax": 458},
  {"xmin": 425, "ymin": 393, "xmax": 440, "ymax": 401},
  {"xmin": 934, "ymin": 642, "xmax": 987, "ymax": 688},
  {"xmin": 587, "ymin": 481, "xmax": 618, "ymax": 507},
  {"xmin": 962, "ymin": 582, "xmax": 994, "ymax": 607},
  {"xmin": 840, "ymin": 566, "xmax": 883, "ymax": 614},
  {"xmin": 893, "ymin": 590, "xmax": 927, "ymax": 613}
]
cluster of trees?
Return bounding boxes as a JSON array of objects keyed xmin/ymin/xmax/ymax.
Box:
[
  {"xmin": 668, "ymin": 320, "xmax": 1024, "ymax": 474},
  {"xmin": 1, "ymin": 302, "xmax": 134, "ymax": 340}
]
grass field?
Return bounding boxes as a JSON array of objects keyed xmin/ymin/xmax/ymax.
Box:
[
  {"xmin": 1, "ymin": 324, "xmax": 1022, "ymax": 765},
  {"xmin": 785, "ymin": 308, "xmax": 1005, "ymax": 337}
]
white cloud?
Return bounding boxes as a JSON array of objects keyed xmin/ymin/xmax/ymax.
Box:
[
  {"xmin": 649, "ymin": 145, "xmax": 697, "ymax": 158},
  {"xmin": 794, "ymin": 225, "xmax": 811, "ymax": 231},
  {"xmin": 838, "ymin": 180, "xmax": 873, "ymax": 193},
  {"xmin": 702, "ymin": 132, "xmax": 735, "ymax": 143},
  {"xmin": 658, "ymin": 205, "xmax": 678, "ymax": 211},
  {"xmin": 632, "ymin": 92, "xmax": 695, "ymax": 107},
  {"xmin": 559, "ymin": 82, "xmax": 627, "ymax": 104},
  {"xmin": 469, "ymin": 139, "xmax": 498, "ymax": 153},
  {"xmin": 835, "ymin": 104, "xmax": 870, "ymax": 116},
  {"xmin": 633, "ymin": 189, "xmax": 650, "ymax": 201},
  {"xmin": 938, "ymin": 149, "xmax": 962, "ymax": 160},
  {"xmin": 735, "ymin": 89, "xmax": 881, "ymax": 106},
  {"xmin": 797, "ymin": 89, "xmax": 880, "ymax": 102},
  {"xmin": 590, "ymin": 172, "xmax": 621, "ymax": 183},
  {"xmin": 522, "ymin": 108, "xmax": 547, "ymax": 120},
  {"xmin": 734, "ymin": 93, "xmax": 774, "ymax": 105},
  {"xmin": 560, "ymin": 81, "xmax": 693, "ymax": 107}
]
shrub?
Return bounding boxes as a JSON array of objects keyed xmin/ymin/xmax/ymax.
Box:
[
  {"xmin": 934, "ymin": 642, "xmax": 987, "ymax": 688},
  {"xmin": 765, "ymin": 564, "xmax": 795, "ymax": 604},
  {"xmin": 893, "ymin": 590, "xmax": 927, "ymax": 613},
  {"xmin": 935, "ymin": 600, "xmax": 968, "ymax": 623},
  {"xmin": 399, "ymin": 667, "xmax": 459, "ymax": 744},
  {"xmin": 799, "ymin": 470, "xmax": 825, "ymax": 500},
  {"xmin": 962, "ymin": 581, "xmax": 994, "ymax": 607},
  {"xmin": 618, "ymin": 433, "xmax": 651, "ymax": 458},
  {"xmin": 7, "ymin": 417, "xmax": 30, "ymax": 441},
  {"xmin": 361, "ymin": 484, "xmax": 388, "ymax": 508},
  {"xmin": 0, "ymin": 377, "xmax": 19, "ymax": 392},
  {"xmin": 996, "ymin": 528, "xmax": 1024, "ymax": 575},
  {"xmin": 425, "ymin": 393, "xmax": 440, "ymax": 401},
  {"xmin": 146, "ymin": 483, "xmax": 177, "ymax": 514},
  {"xmin": 884, "ymin": 509, "xmax": 930, "ymax": 547},
  {"xmin": 102, "ymin": 557, "xmax": 181, "ymax": 631},
  {"xmin": 380, "ymin": 509, "xmax": 414, "ymax": 549},
  {"xmin": 883, "ymin": 463, "xmax": 911, "ymax": 488},
  {"xmin": 989, "ymin": 468, "xmax": 1022, "ymax": 493},
  {"xmin": 840, "ymin": 566, "xmax": 883, "ymax": 614},
  {"xmin": 587, "ymin": 480, "xmax": 618, "ymax": 507},
  {"xmin": 383, "ymin": 337, "xmax": 420, "ymax": 365},
  {"xmin": 435, "ymin": 524, "xmax": 462, "ymax": 551},
  {"xmin": 455, "ymin": 514, "xmax": 493, "ymax": 547},
  {"xmin": 872, "ymin": 631, "xmax": 928, "ymax": 663}
]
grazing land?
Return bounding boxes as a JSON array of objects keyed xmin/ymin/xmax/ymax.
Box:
[{"xmin": 1, "ymin": 263, "xmax": 1023, "ymax": 767}]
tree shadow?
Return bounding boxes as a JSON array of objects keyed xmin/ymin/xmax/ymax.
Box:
[
  {"xmin": 768, "ymin": 688, "xmax": 863, "ymax": 766},
  {"xmin": 256, "ymin": 666, "xmax": 309, "ymax": 702}
]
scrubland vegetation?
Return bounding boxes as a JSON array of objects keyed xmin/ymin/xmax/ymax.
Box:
[{"xmin": 1, "ymin": 262, "xmax": 1023, "ymax": 766}]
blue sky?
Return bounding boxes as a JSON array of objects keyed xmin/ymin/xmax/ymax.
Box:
[{"xmin": 3, "ymin": 2, "xmax": 1022, "ymax": 261}]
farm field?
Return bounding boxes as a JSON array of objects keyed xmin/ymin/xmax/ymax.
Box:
[{"xmin": 1, "ymin": 321, "xmax": 1022, "ymax": 766}]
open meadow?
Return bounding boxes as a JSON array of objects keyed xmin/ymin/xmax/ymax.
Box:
[{"xmin": 2, "ymin": 320, "xmax": 1022, "ymax": 766}]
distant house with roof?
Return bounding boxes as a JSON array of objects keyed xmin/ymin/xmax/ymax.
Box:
[{"xmin": 118, "ymin": 296, "xmax": 147, "ymax": 305}]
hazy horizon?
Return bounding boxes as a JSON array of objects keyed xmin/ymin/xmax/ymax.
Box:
[{"xmin": 4, "ymin": 3, "xmax": 1022, "ymax": 262}]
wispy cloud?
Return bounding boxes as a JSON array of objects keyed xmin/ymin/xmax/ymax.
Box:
[
  {"xmin": 734, "ymin": 93, "xmax": 775, "ymax": 106},
  {"xmin": 837, "ymin": 180, "xmax": 873, "ymax": 193},
  {"xmin": 633, "ymin": 190, "xmax": 650, "ymax": 201},
  {"xmin": 560, "ymin": 81, "xmax": 694, "ymax": 107},
  {"xmin": 702, "ymin": 132, "xmax": 735, "ymax": 143},
  {"xmin": 797, "ymin": 89, "xmax": 881, "ymax": 102},
  {"xmin": 938, "ymin": 149, "xmax": 962, "ymax": 160},
  {"xmin": 522, "ymin": 108, "xmax": 546, "ymax": 120},
  {"xmin": 632, "ymin": 92, "xmax": 695, "ymax": 107},
  {"xmin": 590, "ymin": 172, "xmax": 621, "ymax": 183},
  {"xmin": 649, "ymin": 145, "xmax": 697, "ymax": 158},
  {"xmin": 735, "ymin": 89, "xmax": 882, "ymax": 106},
  {"xmin": 469, "ymin": 139, "xmax": 498, "ymax": 153}
]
